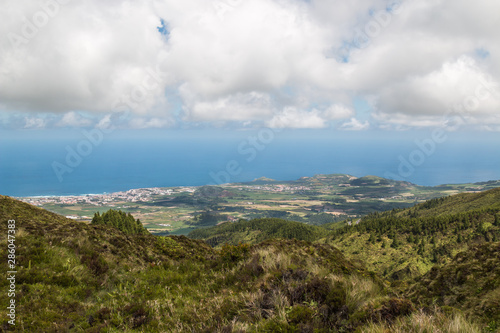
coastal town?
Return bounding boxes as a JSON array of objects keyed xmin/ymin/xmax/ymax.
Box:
[
  {"xmin": 16, "ymin": 175, "xmax": 497, "ymax": 234},
  {"xmin": 19, "ymin": 183, "xmax": 316, "ymax": 208},
  {"xmin": 19, "ymin": 187, "xmax": 196, "ymax": 207}
]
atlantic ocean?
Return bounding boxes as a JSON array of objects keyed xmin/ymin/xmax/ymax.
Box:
[{"xmin": 1, "ymin": 129, "xmax": 499, "ymax": 197}]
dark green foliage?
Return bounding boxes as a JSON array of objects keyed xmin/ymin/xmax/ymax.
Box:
[
  {"xmin": 188, "ymin": 218, "xmax": 325, "ymax": 247},
  {"xmin": 305, "ymin": 213, "xmax": 346, "ymax": 225},
  {"xmin": 92, "ymin": 209, "xmax": 149, "ymax": 235},
  {"xmin": 0, "ymin": 196, "xmax": 391, "ymax": 332},
  {"xmin": 391, "ymin": 237, "xmax": 400, "ymax": 249},
  {"xmin": 219, "ymin": 243, "xmax": 250, "ymax": 264},
  {"xmin": 409, "ymin": 242, "xmax": 500, "ymax": 325},
  {"xmin": 368, "ymin": 233, "xmax": 377, "ymax": 243},
  {"xmin": 0, "ymin": 195, "xmax": 216, "ymax": 332},
  {"xmin": 0, "ymin": 190, "xmax": 495, "ymax": 332},
  {"xmin": 329, "ymin": 187, "xmax": 500, "ymax": 282},
  {"xmin": 191, "ymin": 211, "xmax": 226, "ymax": 226}
]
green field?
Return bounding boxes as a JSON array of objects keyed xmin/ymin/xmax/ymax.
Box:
[{"xmin": 27, "ymin": 174, "xmax": 500, "ymax": 235}]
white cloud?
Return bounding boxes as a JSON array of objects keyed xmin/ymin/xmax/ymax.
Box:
[
  {"xmin": 182, "ymin": 90, "xmax": 274, "ymax": 122},
  {"xmin": 55, "ymin": 111, "xmax": 92, "ymax": 127},
  {"xmin": 23, "ymin": 116, "xmax": 46, "ymax": 129},
  {"xmin": 376, "ymin": 57, "xmax": 499, "ymax": 116},
  {"xmin": 321, "ymin": 104, "xmax": 355, "ymax": 120},
  {"xmin": 95, "ymin": 114, "xmax": 114, "ymax": 130},
  {"xmin": 340, "ymin": 118, "xmax": 370, "ymax": 131},
  {"xmin": 0, "ymin": 1, "xmax": 169, "ymax": 113},
  {"xmin": 266, "ymin": 107, "xmax": 326, "ymax": 129},
  {"xmin": 128, "ymin": 117, "xmax": 173, "ymax": 129},
  {"xmin": 0, "ymin": 0, "xmax": 499, "ymax": 130}
]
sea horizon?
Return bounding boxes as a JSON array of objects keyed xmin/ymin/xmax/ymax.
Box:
[
  {"xmin": 10, "ymin": 173, "xmax": 500, "ymax": 199},
  {"xmin": 2, "ymin": 130, "xmax": 499, "ymax": 198}
]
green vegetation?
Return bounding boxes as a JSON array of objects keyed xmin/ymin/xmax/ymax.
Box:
[
  {"xmin": 32, "ymin": 174, "xmax": 500, "ymax": 235},
  {"xmin": 2, "ymin": 185, "xmax": 500, "ymax": 332},
  {"xmin": 189, "ymin": 218, "xmax": 325, "ymax": 246},
  {"xmin": 92, "ymin": 209, "xmax": 149, "ymax": 235},
  {"xmin": 190, "ymin": 210, "xmax": 227, "ymax": 226},
  {"xmin": 327, "ymin": 188, "xmax": 500, "ymax": 281},
  {"xmin": 408, "ymin": 241, "xmax": 500, "ymax": 331},
  {"xmin": 0, "ymin": 195, "xmax": 420, "ymax": 332}
]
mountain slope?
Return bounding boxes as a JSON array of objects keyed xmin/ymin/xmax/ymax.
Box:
[
  {"xmin": 188, "ymin": 218, "xmax": 326, "ymax": 247},
  {"xmin": 408, "ymin": 241, "xmax": 500, "ymax": 331},
  {"xmin": 405, "ymin": 187, "xmax": 500, "ymax": 217},
  {"xmin": 3, "ymin": 195, "xmax": 460, "ymax": 332},
  {"xmin": 325, "ymin": 188, "xmax": 500, "ymax": 281},
  {"xmin": 0, "ymin": 195, "xmax": 214, "ymax": 331}
]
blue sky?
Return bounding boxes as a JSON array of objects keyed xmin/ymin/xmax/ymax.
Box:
[{"xmin": 0, "ymin": 0, "xmax": 499, "ymax": 133}]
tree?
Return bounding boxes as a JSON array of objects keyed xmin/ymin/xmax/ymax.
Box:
[
  {"xmin": 391, "ymin": 237, "xmax": 400, "ymax": 249},
  {"xmin": 91, "ymin": 209, "xmax": 149, "ymax": 235},
  {"xmin": 368, "ymin": 233, "xmax": 376, "ymax": 244},
  {"xmin": 407, "ymin": 234, "xmax": 414, "ymax": 243}
]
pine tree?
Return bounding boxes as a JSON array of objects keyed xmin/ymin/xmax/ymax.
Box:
[
  {"xmin": 407, "ymin": 234, "xmax": 414, "ymax": 243},
  {"xmin": 91, "ymin": 209, "xmax": 148, "ymax": 235},
  {"xmin": 391, "ymin": 237, "xmax": 400, "ymax": 249},
  {"xmin": 417, "ymin": 242, "xmax": 425, "ymax": 255}
]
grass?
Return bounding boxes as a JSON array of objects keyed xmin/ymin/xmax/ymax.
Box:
[
  {"xmin": 361, "ymin": 310, "xmax": 483, "ymax": 333},
  {"xmin": 0, "ymin": 194, "xmax": 393, "ymax": 332},
  {"xmin": 2, "ymin": 188, "xmax": 500, "ymax": 332}
]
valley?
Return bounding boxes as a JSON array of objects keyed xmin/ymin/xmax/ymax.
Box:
[
  {"xmin": 19, "ymin": 174, "xmax": 500, "ymax": 236},
  {"xmin": 1, "ymin": 186, "xmax": 500, "ymax": 331}
]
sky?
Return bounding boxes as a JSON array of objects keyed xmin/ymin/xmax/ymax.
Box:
[{"xmin": 1, "ymin": 0, "xmax": 499, "ymax": 133}]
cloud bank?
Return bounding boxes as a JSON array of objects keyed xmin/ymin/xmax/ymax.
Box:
[{"xmin": 0, "ymin": 0, "xmax": 499, "ymax": 129}]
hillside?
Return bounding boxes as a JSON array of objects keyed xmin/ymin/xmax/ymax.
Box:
[
  {"xmin": 188, "ymin": 218, "xmax": 325, "ymax": 247},
  {"xmin": 326, "ymin": 188, "xmax": 500, "ymax": 281},
  {"xmin": 408, "ymin": 241, "xmax": 500, "ymax": 328},
  {"xmin": 190, "ymin": 188, "xmax": 500, "ymax": 284},
  {"xmin": 403, "ymin": 187, "xmax": 500, "ymax": 217},
  {"xmin": 3, "ymin": 195, "xmax": 481, "ymax": 332}
]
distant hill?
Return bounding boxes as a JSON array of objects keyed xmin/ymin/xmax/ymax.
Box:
[
  {"xmin": 188, "ymin": 218, "xmax": 326, "ymax": 246},
  {"xmin": 349, "ymin": 175, "xmax": 394, "ymax": 186},
  {"xmin": 249, "ymin": 176, "xmax": 277, "ymax": 184},
  {"xmin": 238, "ymin": 173, "xmax": 500, "ymax": 191}
]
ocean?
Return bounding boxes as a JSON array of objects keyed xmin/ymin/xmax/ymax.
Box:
[{"xmin": 1, "ymin": 129, "xmax": 499, "ymax": 197}]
